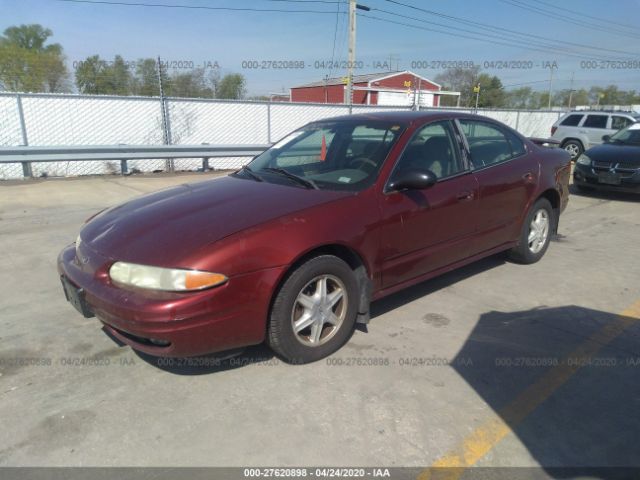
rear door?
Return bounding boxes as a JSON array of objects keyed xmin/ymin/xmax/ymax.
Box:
[
  {"xmin": 458, "ymin": 119, "xmax": 539, "ymax": 254},
  {"xmin": 378, "ymin": 120, "xmax": 479, "ymax": 288},
  {"xmin": 581, "ymin": 114, "xmax": 609, "ymax": 147}
]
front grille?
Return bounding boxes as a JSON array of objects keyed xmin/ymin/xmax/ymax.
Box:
[
  {"xmin": 592, "ymin": 161, "xmax": 639, "ymax": 174},
  {"xmin": 593, "ymin": 161, "xmax": 611, "ymax": 169}
]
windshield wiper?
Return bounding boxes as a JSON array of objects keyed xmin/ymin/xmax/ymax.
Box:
[
  {"xmin": 263, "ymin": 167, "xmax": 319, "ymax": 190},
  {"xmin": 236, "ymin": 165, "xmax": 263, "ymax": 182}
]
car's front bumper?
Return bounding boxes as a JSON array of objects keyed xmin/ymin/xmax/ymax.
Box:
[
  {"xmin": 573, "ymin": 163, "xmax": 640, "ymax": 194},
  {"xmin": 57, "ymin": 244, "xmax": 286, "ymax": 357}
]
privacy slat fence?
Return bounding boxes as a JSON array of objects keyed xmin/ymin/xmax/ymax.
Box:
[{"xmin": 0, "ymin": 92, "xmax": 564, "ymax": 180}]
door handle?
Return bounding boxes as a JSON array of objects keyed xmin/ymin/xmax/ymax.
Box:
[
  {"xmin": 522, "ymin": 172, "xmax": 535, "ymax": 182},
  {"xmin": 457, "ymin": 191, "xmax": 474, "ymax": 201}
]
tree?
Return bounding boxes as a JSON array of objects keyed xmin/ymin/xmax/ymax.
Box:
[
  {"xmin": 434, "ymin": 66, "xmax": 481, "ymax": 107},
  {"xmin": 75, "ymin": 55, "xmax": 132, "ymax": 94},
  {"xmin": 0, "ymin": 24, "xmax": 69, "ymax": 92},
  {"xmin": 217, "ymin": 73, "xmax": 246, "ymax": 99},
  {"xmin": 505, "ymin": 87, "xmax": 534, "ymax": 109},
  {"xmin": 132, "ymin": 58, "xmax": 161, "ymax": 96},
  {"xmin": 165, "ymin": 68, "xmax": 218, "ymax": 98},
  {"xmin": 476, "ymin": 74, "xmax": 505, "ymax": 108}
]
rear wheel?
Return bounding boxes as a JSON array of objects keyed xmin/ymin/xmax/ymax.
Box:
[
  {"xmin": 508, "ymin": 198, "xmax": 554, "ymax": 264},
  {"xmin": 267, "ymin": 255, "xmax": 359, "ymax": 364},
  {"xmin": 562, "ymin": 140, "xmax": 583, "ymax": 160}
]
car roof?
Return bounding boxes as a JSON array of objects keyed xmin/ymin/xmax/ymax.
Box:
[{"xmin": 309, "ymin": 110, "xmax": 493, "ymax": 125}]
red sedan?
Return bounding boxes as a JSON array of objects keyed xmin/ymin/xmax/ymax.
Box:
[{"xmin": 58, "ymin": 112, "xmax": 570, "ymax": 364}]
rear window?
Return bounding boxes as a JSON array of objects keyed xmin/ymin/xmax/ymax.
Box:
[
  {"xmin": 560, "ymin": 114, "xmax": 583, "ymax": 127},
  {"xmin": 583, "ymin": 115, "xmax": 608, "ymax": 129}
]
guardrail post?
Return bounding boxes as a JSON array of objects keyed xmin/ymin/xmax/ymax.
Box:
[
  {"xmin": 16, "ymin": 94, "xmax": 32, "ymax": 178},
  {"xmin": 120, "ymin": 159, "xmax": 128, "ymax": 175},
  {"xmin": 515, "ymin": 110, "xmax": 520, "ymax": 131},
  {"xmin": 21, "ymin": 161, "xmax": 33, "ymax": 178}
]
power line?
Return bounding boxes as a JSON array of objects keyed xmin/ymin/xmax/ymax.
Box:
[
  {"xmin": 327, "ymin": 0, "xmax": 343, "ymax": 80},
  {"xmin": 56, "ymin": 0, "xmax": 338, "ymax": 14},
  {"xmin": 371, "ymin": 7, "xmax": 619, "ymax": 60},
  {"xmin": 358, "ymin": 12, "xmax": 630, "ymax": 64},
  {"xmin": 381, "ymin": 0, "xmax": 639, "ymax": 58},
  {"xmin": 498, "ymin": 0, "xmax": 640, "ymax": 41},
  {"xmin": 532, "ymin": 0, "xmax": 638, "ymax": 32}
]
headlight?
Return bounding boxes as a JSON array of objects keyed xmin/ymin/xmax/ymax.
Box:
[
  {"xmin": 576, "ymin": 154, "xmax": 591, "ymax": 166},
  {"xmin": 109, "ymin": 262, "xmax": 227, "ymax": 292}
]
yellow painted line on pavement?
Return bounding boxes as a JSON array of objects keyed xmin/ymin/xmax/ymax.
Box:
[{"xmin": 418, "ymin": 300, "xmax": 640, "ymax": 480}]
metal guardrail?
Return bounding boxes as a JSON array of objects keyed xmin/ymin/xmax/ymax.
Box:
[{"xmin": 0, "ymin": 144, "xmax": 270, "ymax": 178}]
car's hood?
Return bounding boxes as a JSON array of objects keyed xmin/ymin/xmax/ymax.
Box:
[
  {"xmin": 81, "ymin": 175, "xmax": 351, "ymax": 266},
  {"xmin": 586, "ymin": 143, "xmax": 640, "ymax": 164}
]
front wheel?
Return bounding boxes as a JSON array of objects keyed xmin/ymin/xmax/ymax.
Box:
[
  {"xmin": 508, "ymin": 198, "xmax": 554, "ymax": 264},
  {"xmin": 267, "ymin": 255, "xmax": 359, "ymax": 364}
]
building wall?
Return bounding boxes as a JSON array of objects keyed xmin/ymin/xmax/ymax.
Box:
[
  {"xmin": 290, "ymin": 84, "xmax": 345, "ymax": 103},
  {"xmin": 291, "ymin": 72, "xmax": 441, "ymax": 106}
]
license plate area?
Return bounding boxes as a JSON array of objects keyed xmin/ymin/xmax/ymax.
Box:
[
  {"xmin": 61, "ymin": 276, "xmax": 94, "ymax": 318},
  {"xmin": 598, "ymin": 172, "xmax": 621, "ymax": 185}
]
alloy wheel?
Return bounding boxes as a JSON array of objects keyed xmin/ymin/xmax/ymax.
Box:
[
  {"xmin": 291, "ymin": 274, "xmax": 347, "ymax": 347},
  {"xmin": 528, "ymin": 209, "xmax": 550, "ymax": 254}
]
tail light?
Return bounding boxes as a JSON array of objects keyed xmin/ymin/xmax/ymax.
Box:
[{"xmin": 551, "ymin": 126, "xmax": 557, "ymax": 135}]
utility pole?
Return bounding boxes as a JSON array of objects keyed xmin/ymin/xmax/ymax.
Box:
[
  {"xmin": 547, "ymin": 64, "xmax": 556, "ymax": 110},
  {"xmin": 345, "ymin": 0, "xmax": 356, "ymax": 108},
  {"xmin": 567, "ymin": 71, "xmax": 575, "ymax": 109},
  {"xmin": 345, "ymin": 0, "xmax": 369, "ymax": 110}
]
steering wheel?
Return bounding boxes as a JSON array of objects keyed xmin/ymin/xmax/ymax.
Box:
[{"xmin": 348, "ymin": 156, "xmax": 378, "ymax": 173}]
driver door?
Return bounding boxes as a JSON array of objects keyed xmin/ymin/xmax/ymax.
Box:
[{"xmin": 378, "ymin": 120, "xmax": 479, "ymax": 289}]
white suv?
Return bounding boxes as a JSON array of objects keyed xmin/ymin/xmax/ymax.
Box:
[{"xmin": 550, "ymin": 111, "xmax": 639, "ymax": 159}]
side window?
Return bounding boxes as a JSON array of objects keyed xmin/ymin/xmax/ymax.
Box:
[
  {"xmin": 583, "ymin": 115, "xmax": 608, "ymax": 129},
  {"xmin": 459, "ymin": 120, "xmax": 514, "ymax": 168},
  {"xmin": 394, "ymin": 121, "xmax": 462, "ymax": 179},
  {"xmin": 612, "ymin": 116, "xmax": 632, "ymax": 130},
  {"xmin": 560, "ymin": 114, "xmax": 584, "ymax": 127}
]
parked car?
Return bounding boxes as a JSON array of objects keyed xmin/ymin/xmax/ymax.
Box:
[
  {"xmin": 58, "ymin": 112, "xmax": 571, "ymax": 364},
  {"xmin": 550, "ymin": 111, "xmax": 639, "ymax": 160},
  {"xmin": 574, "ymin": 122, "xmax": 640, "ymax": 194}
]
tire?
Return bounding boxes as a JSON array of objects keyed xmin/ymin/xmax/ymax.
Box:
[
  {"xmin": 562, "ymin": 140, "xmax": 583, "ymax": 160},
  {"xmin": 508, "ymin": 198, "xmax": 554, "ymax": 264},
  {"xmin": 267, "ymin": 255, "xmax": 359, "ymax": 364}
]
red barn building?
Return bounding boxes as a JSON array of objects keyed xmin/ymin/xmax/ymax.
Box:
[{"xmin": 290, "ymin": 70, "xmax": 443, "ymax": 107}]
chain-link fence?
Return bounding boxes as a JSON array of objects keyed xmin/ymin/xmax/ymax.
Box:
[{"xmin": 0, "ymin": 92, "xmax": 564, "ymax": 180}]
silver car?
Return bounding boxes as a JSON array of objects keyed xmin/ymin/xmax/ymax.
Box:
[{"xmin": 550, "ymin": 111, "xmax": 639, "ymax": 159}]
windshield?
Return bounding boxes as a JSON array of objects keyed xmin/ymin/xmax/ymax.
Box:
[
  {"xmin": 609, "ymin": 123, "xmax": 640, "ymax": 145},
  {"xmin": 241, "ymin": 120, "xmax": 406, "ymax": 191}
]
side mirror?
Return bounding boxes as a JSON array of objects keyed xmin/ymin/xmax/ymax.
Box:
[
  {"xmin": 602, "ymin": 135, "xmax": 611, "ymax": 143},
  {"xmin": 388, "ymin": 169, "xmax": 437, "ymax": 192}
]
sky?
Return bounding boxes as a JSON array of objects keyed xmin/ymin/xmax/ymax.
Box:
[{"xmin": 1, "ymin": 0, "xmax": 640, "ymax": 96}]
